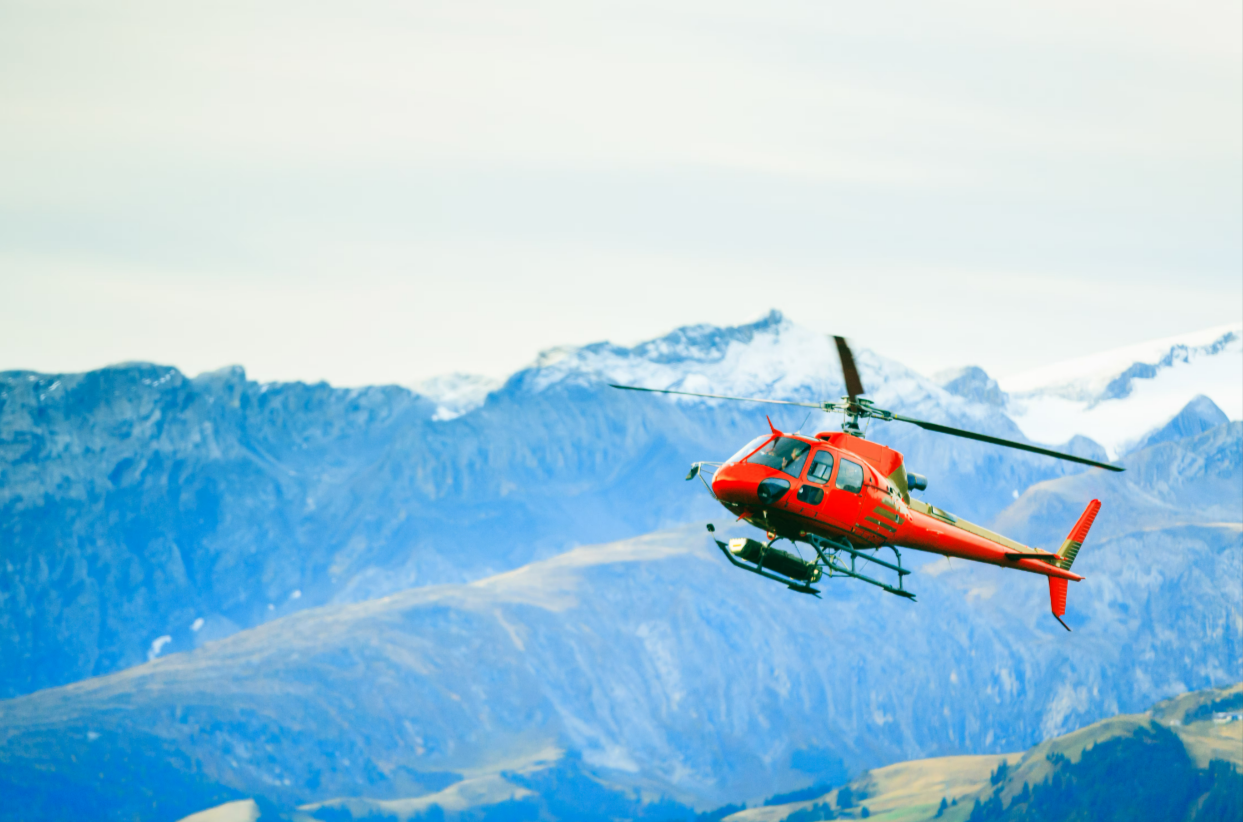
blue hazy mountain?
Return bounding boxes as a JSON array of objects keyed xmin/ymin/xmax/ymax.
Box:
[
  {"xmin": 993, "ymin": 419, "xmax": 1242, "ymax": 549},
  {"xmin": 0, "ymin": 422, "xmax": 1237, "ymax": 820},
  {"xmin": 1126, "ymin": 394, "xmax": 1229, "ymax": 454},
  {"xmin": 0, "ymin": 312, "xmax": 1119, "ymax": 697},
  {"xmin": 936, "ymin": 365, "xmax": 1008, "ymax": 407}
]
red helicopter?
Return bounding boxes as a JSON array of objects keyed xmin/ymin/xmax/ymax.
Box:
[{"xmin": 611, "ymin": 337, "xmax": 1123, "ymax": 631}]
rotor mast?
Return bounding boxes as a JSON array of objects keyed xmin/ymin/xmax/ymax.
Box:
[{"xmin": 832, "ymin": 336, "xmax": 867, "ymax": 437}]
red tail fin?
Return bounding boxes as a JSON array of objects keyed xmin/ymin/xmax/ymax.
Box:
[
  {"xmin": 1049, "ymin": 577, "xmax": 1070, "ymax": 631},
  {"xmin": 1057, "ymin": 499, "xmax": 1101, "ymax": 571},
  {"xmin": 1048, "ymin": 500, "xmax": 1100, "ymax": 631}
]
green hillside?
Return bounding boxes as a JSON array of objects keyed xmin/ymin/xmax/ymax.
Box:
[{"xmin": 728, "ymin": 683, "xmax": 1242, "ymax": 822}]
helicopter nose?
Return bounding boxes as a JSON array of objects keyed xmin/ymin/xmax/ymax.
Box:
[{"xmin": 712, "ymin": 462, "xmax": 783, "ymax": 506}]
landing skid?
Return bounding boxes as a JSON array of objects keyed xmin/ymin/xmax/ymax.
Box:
[
  {"xmin": 805, "ymin": 532, "xmax": 915, "ymax": 600},
  {"xmin": 707, "ymin": 524, "xmax": 916, "ymax": 601}
]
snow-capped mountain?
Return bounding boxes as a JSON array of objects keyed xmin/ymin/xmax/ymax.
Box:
[
  {"xmin": 512, "ymin": 310, "xmax": 1053, "ymax": 454},
  {"xmin": 437, "ymin": 312, "xmax": 1242, "ymax": 468},
  {"xmin": 517, "ymin": 311, "xmax": 845, "ymax": 401},
  {"xmin": 998, "ymin": 324, "xmax": 1242, "ymax": 458},
  {"xmin": 1, "ymin": 310, "xmax": 1240, "ymax": 819},
  {"xmin": 411, "ymin": 372, "xmax": 502, "ymax": 420}
]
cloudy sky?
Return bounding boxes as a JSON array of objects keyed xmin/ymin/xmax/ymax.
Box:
[{"xmin": 2, "ymin": 0, "xmax": 1240, "ymax": 386}]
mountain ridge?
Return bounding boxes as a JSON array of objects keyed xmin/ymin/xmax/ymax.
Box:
[
  {"xmin": 2, "ymin": 313, "xmax": 1139, "ymax": 698},
  {"xmin": 999, "ymin": 324, "xmax": 1242, "ymax": 457}
]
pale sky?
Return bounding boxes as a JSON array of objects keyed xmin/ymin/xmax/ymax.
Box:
[{"xmin": 2, "ymin": 0, "xmax": 1240, "ymax": 386}]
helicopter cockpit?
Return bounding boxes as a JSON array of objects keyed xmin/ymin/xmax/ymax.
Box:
[{"xmin": 747, "ymin": 437, "xmax": 811, "ymax": 476}]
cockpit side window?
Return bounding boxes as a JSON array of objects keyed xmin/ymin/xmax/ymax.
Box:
[
  {"xmin": 806, "ymin": 451, "xmax": 834, "ymax": 484},
  {"xmin": 725, "ymin": 434, "xmax": 770, "ymax": 466},
  {"xmin": 836, "ymin": 458, "xmax": 864, "ymax": 493},
  {"xmin": 747, "ymin": 436, "xmax": 812, "ymax": 478}
]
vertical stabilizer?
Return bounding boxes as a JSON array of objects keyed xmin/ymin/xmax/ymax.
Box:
[
  {"xmin": 1056, "ymin": 499, "xmax": 1101, "ymax": 571},
  {"xmin": 1048, "ymin": 499, "xmax": 1100, "ymax": 631}
]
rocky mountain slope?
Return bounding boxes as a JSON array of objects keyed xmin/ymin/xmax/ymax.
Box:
[
  {"xmin": 1, "ymin": 422, "xmax": 1238, "ymax": 820},
  {"xmin": 992, "ymin": 420, "xmax": 1242, "ymax": 549},
  {"xmin": 173, "ymin": 684, "xmax": 1243, "ymax": 822},
  {"xmin": 2, "ymin": 312, "xmax": 1135, "ymax": 697}
]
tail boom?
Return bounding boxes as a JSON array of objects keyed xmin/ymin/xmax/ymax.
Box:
[{"xmin": 900, "ymin": 505, "xmax": 1084, "ymax": 580}]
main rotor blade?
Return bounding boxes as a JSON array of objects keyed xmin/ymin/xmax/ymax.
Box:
[
  {"xmin": 609, "ymin": 384, "xmax": 823, "ymax": 410},
  {"xmin": 890, "ymin": 413, "xmax": 1125, "ymax": 472},
  {"xmin": 833, "ymin": 336, "xmax": 865, "ymax": 400}
]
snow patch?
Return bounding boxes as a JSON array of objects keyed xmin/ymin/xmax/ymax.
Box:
[
  {"xmin": 413, "ymin": 372, "xmax": 502, "ymax": 421},
  {"xmin": 501, "ymin": 311, "xmax": 1235, "ymax": 463},
  {"xmin": 523, "ymin": 311, "xmax": 841, "ymax": 399},
  {"xmin": 1000, "ymin": 324, "xmax": 1241, "ymax": 400}
]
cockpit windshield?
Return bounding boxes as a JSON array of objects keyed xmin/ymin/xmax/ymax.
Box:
[
  {"xmin": 747, "ymin": 436, "xmax": 812, "ymax": 478},
  {"xmin": 725, "ymin": 434, "xmax": 770, "ymax": 465}
]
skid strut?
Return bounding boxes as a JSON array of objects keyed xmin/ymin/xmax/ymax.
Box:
[{"xmin": 805, "ymin": 532, "xmax": 915, "ymax": 600}]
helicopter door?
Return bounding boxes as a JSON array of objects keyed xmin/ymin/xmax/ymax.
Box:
[
  {"xmin": 792, "ymin": 450, "xmax": 832, "ymax": 511},
  {"xmin": 821, "ymin": 457, "xmax": 864, "ymax": 531}
]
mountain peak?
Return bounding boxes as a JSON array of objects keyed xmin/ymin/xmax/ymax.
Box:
[
  {"xmin": 935, "ymin": 365, "xmax": 1007, "ymax": 407},
  {"xmin": 509, "ymin": 310, "xmax": 838, "ymax": 398},
  {"xmin": 1127, "ymin": 395, "xmax": 1230, "ymax": 454},
  {"xmin": 413, "ymin": 372, "xmax": 503, "ymax": 420}
]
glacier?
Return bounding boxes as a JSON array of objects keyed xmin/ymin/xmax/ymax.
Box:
[{"xmin": 999, "ymin": 323, "xmax": 1242, "ymax": 457}]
